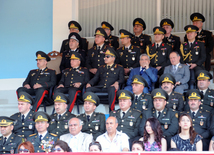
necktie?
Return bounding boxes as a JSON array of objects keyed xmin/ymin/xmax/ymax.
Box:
[
  {"xmin": 192, "ymin": 112, "xmax": 195, "ymax": 118},
  {"xmin": 135, "ymin": 96, "xmax": 138, "ymax": 102},
  {"xmin": 190, "ymin": 43, "xmax": 193, "ymax": 48},
  {"xmin": 39, "ymin": 135, "xmax": 43, "ymax": 142},
  {"xmin": 97, "ymin": 46, "xmax": 100, "ymax": 51},
  {"xmin": 158, "ymin": 111, "xmax": 161, "ymax": 118},
  {"xmin": 39, "ymin": 69, "xmax": 42, "ymax": 73},
  {"xmin": 156, "ymin": 44, "xmax": 159, "ymax": 51},
  {"xmin": 3, "ymin": 137, "xmax": 7, "ymax": 145},
  {"xmin": 140, "ymin": 68, "xmax": 144, "ymax": 75},
  {"xmin": 107, "ymin": 65, "xmax": 110, "ymax": 69},
  {"xmin": 200, "ymin": 91, "xmax": 204, "ymax": 95},
  {"xmin": 172, "ymin": 65, "xmax": 176, "ymax": 73},
  {"xmin": 87, "ymin": 115, "xmax": 90, "ymax": 122},
  {"xmin": 22, "ymin": 115, "xmax": 25, "ymax": 122},
  {"xmin": 122, "ymin": 112, "xmax": 125, "ymax": 118},
  {"xmin": 58, "ymin": 114, "xmax": 61, "ymax": 120}
]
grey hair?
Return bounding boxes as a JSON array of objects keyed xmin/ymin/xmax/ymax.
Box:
[
  {"xmin": 170, "ymin": 51, "xmax": 180, "ymax": 57},
  {"xmin": 68, "ymin": 117, "xmax": 82, "ymax": 126},
  {"xmin": 140, "ymin": 53, "xmax": 150, "ymax": 60},
  {"xmin": 108, "ymin": 116, "xmax": 118, "ymax": 124}
]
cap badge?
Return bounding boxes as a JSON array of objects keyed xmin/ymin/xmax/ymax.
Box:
[
  {"xmin": 156, "ymin": 92, "xmax": 161, "ymax": 97},
  {"xmin": 194, "ymin": 16, "xmax": 198, "ymax": 20},
  {"xmin": 119, "ymin": 92, "xmax": 126, "ymax": 98},
  {"xmin": 188, "ymin": 27, "xmax": 191, "ymax": 30},
  {"xmin": 199, "ymin": 72, "xmax": 204, "ymax": 77},
  {"xmin": 133, "ymin": 78, "xmax": 138, "ymax": 82},
  {"xmin": 191, "ymin": 92, "xmax": 197, "ymax": 97},
  {"xmin": 56, "ymin": 95, "xmax": 61, "ymax": 100},
  {"xmin": 86, "ymin": 95, "xmax": 92, "ymax": 100},
  {"xmin": 1, "ymin": 119, "xmax": 6, "ymax": 123},
  {"xmin": 20, "ymin": 95, "xmax": 25, "ymax": 100}
]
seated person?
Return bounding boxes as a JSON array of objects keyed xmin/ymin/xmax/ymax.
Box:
[
  {"xmin": 139, "ymin": 117, "xmax": 167, "ymax": 151},
  {"xmin": 125, "ymin": 53, "xmax": 158, "ymax": 93},
  {"xmin": 131, "ymin": 141, "xmax": 145, "ymax": 152},
  {"xmin": 51, "ymin": 140, "xmax": 72, "ymax": 152},
  {"xmin": 55, "ymin": 52, "xmax": 89, "ymax": 112},
  {"xmin": 86, "ymin": 47, "xmax": 124, "ymax": 111},
  {"xmin": 164, "ymin": 51, "xmax": 190, "ymax": 94},
  {"xmin": 209, "ymin": 136, "xmax": 214, "ymax": 151},
  {"xmin": 171, "ymin": 113, "xmax": 202, "ymax": 151},
  {"xmin": 89, "ymin": 141, "xmax": 102, "ymax": 152},
  {"xmin": 18, "ymin": 141, "xmax": 35, "ymax": 154},
  {"xmin": 16, "ymin": 51, "xmax": 56, "ymax": 111}
]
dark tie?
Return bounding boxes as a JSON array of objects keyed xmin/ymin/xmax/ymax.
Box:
[
  {"xmin": 58, "ymin": 114, "xmax": 61, "ymax": 120},
  {"xmin": 190, "ymin": 43, "xmax": 193, "ymax": 48},
  {"xmin": 135, "ymin": 96, "xmax": 138, "ymax": 102},
  {"xmin": 122, "ymin": 112, "xmax": 125, "ymax": 118},
  {"xmin": 39, "ymin": 135, "xmax": 43, "ymax": 142},
  {"xmin": 39, "ymin": 69, "xmax": 42, "ymax": 73},
  {"xmin": 22, "ymin": 115, "xmax": 25, "ymax": 122},
  {"xmin": 3, "ymin": 137, "xmax": 7, "ymax": 145},
  {"xmin": 140, "ymin": 69, "xmax": 144, "ymax": 75},
  {"xmin": 107, "ymin": 65, "xmax": 110, "ymax": 69},
  {"xmin": 158, "ymin": 111, "xmax": 161, "ymax": 118},
  {"xmin": 87, "ymin": 115, "xmax": 90, "ymax": 122},
  {"xmin": 192, "ymin": 112, "xmax": 195, "ymax": 118},
  {"xmin": 97, "ymin": 46, "xmax": 100, "ymax": 51},
  {"xmin": 125, "ymin": 47, "xmax": 128, "ymax": 50},
  {"xmin": 156, "ymin": 44, "xmax": 159, "ymax": 51},
  {"xmin": 200, "ymin": 91, "xmax": 204, "ymax": 95}
]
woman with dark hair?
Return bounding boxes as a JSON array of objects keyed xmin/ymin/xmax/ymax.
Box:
[
  {"xmin": 132, "ymin": 141, "xmax": 144, "ymax": 152},
  {"xmin": 89, "ymin": 141, "xmax": 102, "ymax": 152},
  {"xmin": 139, "ymin": 117, "xmax": 167, "ymax": 151},
  {"xmin": 51, "ymin": 140, "xmax": 72, "ymax": 153},
  {"xmin": 171, "ymin": 113, "xmax": 202, "ymax": 151},
  {"xmin": 18, "ymin": 141, "xmax": 34, "ymax": 154}
]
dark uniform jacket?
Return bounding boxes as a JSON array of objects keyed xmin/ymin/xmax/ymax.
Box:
[
  {"xmin": 88, "ymin": 64, "xmax": 124, "ymax": 88},
  {"xmin": 180, "ymin": 41, "xmax": 206, "ymax": 66},
  {"xmin": 48, "ymin": 111, "xmax": 76, "ymax": 137},
  {"xmin": 146, "ymin": 43, "xmax": 171, "ymax": 68},
  {"xmin": 110, "ymin": 108, "xmax": 141, "ymax": 139},
  {"xmin": 94, "ymin": 35, "xmax": 119, "ymax": 50},
  {"xmin": 23, "ymin": 68, "xmax": 56, "ymax": 89},
  {"xmin": 27, "ymin": 132, "xmax": 58, "ymax": 153},
  {"xmin": 58, "ymin": 67, "xmax": 90, "ymax": 88},
  {"xmin": 77, "ymin": 112, "xmax": 106, "ymax": 140},
  {"xmin": 117, "ymin": 45, "xmax": 141, "ymax": 68},
  {"xmin": 132, "ymin": 34, "xmax": 152, "ymax": 53},
  {"xmin": 132, "ymin": 93, "xmax": 153, "ymax": 112},
  {"xmin": 60, "ymin": 37, "xmax": 88, "ymax": 53},
  {"xmin": 139, "ymin": 108, "xmax": 178, "ymax": 137},
  {"xmin": 86, "ymin": 44, "xmax": 109, "ymax": 69},
  {"xmin": 163, "ymin": 34, "xmax": 181, "ymax": 51},
  {"xmin": 0, "ymin": 133, "xmax": 22, "ymax": 154},
  {"xmin": 10, "ymin": 110, "xmax": 35, "ymax": 138},
  {"xmin": 166, "ymin": 91, "xmax": 184, "ymax": 112},
  {"xmin": 60, "ymin": 49, "xmax": 86, "ymax": 72}
]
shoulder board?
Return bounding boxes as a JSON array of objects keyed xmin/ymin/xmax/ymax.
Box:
[
  {"xmin": 145, "ymin": 93, "xmax": 151, "ymax": 96},
  {"xmin": 144, "ymin": 34, "xmax": 150, "ymax": 37},
  {"xmin": 50, "ymin": 133, "xmax": 57, "ymax": 137},
  {"xmin": 112, "ymin": 110, "xmax": 117, "ymax": 113},
  {"xmin": 31, "ymin": 69, "xmax": 37, "ymax": 71},
  {"xmin": 183, "ymin": 42, "xmax": 187, "ymax": 44},
  {"xmin": 89, "ymin": 47, "xmax": 95, "ymax": 50},
  {"xmin": 102, "ymin": 65, "xmax": 106, "ymax": 68},
  {"xmin": 47, "ymin": 68, "xmax": 54, "ymax": 71},
  {"xmin": 174, "ymin": 91, "xmax": 182, "ymax": 95},
  {"xmin": 117, "ymin": 47, "xmax": 123, "ymax": 50},
  {"xmin": 152, "ymin": 43, "xmax": 155, "ymax": 47},
  {"xmin": 196, "ymin": 40, "xmax": 204, "ymax": 43},
  {"xmin": 29, "ymin": 133, "xmax": 36, "ymax": 137},
  {"xmin": 10, "ymin": 112, "xmax": 19, "ymax": 117},
  {"xmin": 117, "ymin": 64, "xmax": 123, "ymax": 67},
  {"xmin": 64, "ymin": 68, "xmax": 70, "ymax": 71},
  {"xmin": 136, "ymin": 109, "xmax": 141, "ymax": 113},
  {"xmin": 172, "ymin": 109, "xmax": 176, "ymax": 111},
  {"xmin": 205, "ymin": 110, "xmax": 210, "ymax": 113},
  {"xmin": 172, "ymin": 34, "xmax": 180, "ymax": 38},
  {"xmin": 203, "ymin": 30, "xmax": 212, "ymax": 33},
  {"xmin": 98, "ymin": 112, "xmax": 104, "ymax": 115},
  {"xmin": 144, "ymin": 108, "xmax": 148, "ymax": 111}
]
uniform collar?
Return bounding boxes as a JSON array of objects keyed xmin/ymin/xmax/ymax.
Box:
[
  {"xmin": 38, "ymin": 131, "xmax": 48, "ymax": 140},
  {"xmin": 3, "ymin": 133, "xmax": 12, "ymax": 140}
]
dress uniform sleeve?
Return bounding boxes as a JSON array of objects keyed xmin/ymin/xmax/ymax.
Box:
[
  {"xmin": 146, "ymin": 95, "xmax": 153, "ymax": 109},
  {"xmin": 15, "ymin": 136, "xmax": 23, "ymax": 153},
  {"xmin": 117, "ymin": 66, "xmax": 125, "ymax": 85},
  {"xmin": 88, "ymin": 67, "xmax": 100, "ymax": 86},
  {"xmin": 60, "ymin": 40, "xmax": 67, "ymax": 54},
  {"xmin": 133, "ymin": 114, "xmax": 141, "ymax": 137},
  {"xmin": 40, "ymin": 70, "xmax": 56, "ymax": 89},
  {"xmin": 114, "ymin": 37, "xmax": 119, "ymax": 50},
  {"xmin": 86, "ymin": 50, "xmax": 92, "ymax": 69},
  {"xmin": 184, "ymin": 34, "xmax": 188, "ymax": 42},
  {"xmin": 205, "ymin": 31, "xmax": 213, "ymax": 53},
  {"xmin": 177, "ymin": 94, "xmax": 184, "ymax": 112},
  {"xmin": 200, "ymin": 113, "xmax": 211, "ymax": 139},
  {"xmin": 80, "ymin": 38, "xmax": 88, "ymax": 53},
  {"xmin": 58, "ymin": 71, "xmax": 66, "ymax": 85},
  {"xmin": 93, "ymin": 114, "xmax": 106, "ymax": 140},
  {"xmin": 60, "ymin": 52, "xmax": 67, "ymax": 72},
  {"xmin": 139, "ymin": 110, "xmax": 147, "ymax": 136},
  {"xmin": 161, "ymin": 45, "xmax": 171, "ymax": 68},
  {"xmin": 196, "ymin": 42, "xmax": 206, "ymax": 66},
  {"xmin": 145, "ymin": 67, "xmax": 158, "ymax": 83},
  {"xmin": 173, "ymin": 36, "xmax": 181, "ymax": 52},
  {"xmin": 163, "ymin": 111, "xmax": 178, "ymax": 137},
  {"xmin": 82, "ymin": 69, "xmax": 90, "ymax": 86},
  {"xmin": 23, "ymin": 71, "xmax": 32, "ymax": 86},
  {"xmin": 132, "ymin": 48, "xmax": 140, "ymax": 68},
  {"xmin": 210, "ymin": 114, "xmax": 214, "ymax": 136}
]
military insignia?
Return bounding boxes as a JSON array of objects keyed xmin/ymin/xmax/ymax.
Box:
[
  {"xmin": 95, "ymin": 126, "xmax": 99, "ymax": 130},
  {"xmin": 140, "ymin": 42, "xmax": 143, "ymax": 46},
  {"xmin": 200, "ymin": 119, "xmax": 204, "ymax": 126},
  {"xmin": 130, "ymin": 122, "xmax": 133, "ymax": 126},
  {"xmin": 195, "ymin": 51, "xmax": 198, "ymax": 55},
  {"xmin": 10, "ymin": 149, "xmax": 14, "ymax": 154},
  {"xmin": 142, "ymin": 104, "xmax": 146, "ymax": 110},
  {"xmin": 100, "ymin": 51, "xmax": 103, "ymax": 54},
  {"xmin": 29, "ymin": 124, "xmax": 33, "ymax": 129},
  {"xmin": 173, "ymin": 104, "xmax": 176, "ymax": 110},
  {"xmin": 14, "ymin": 120, "xmax": 17, "ymax": 125},
  {"xmin": 175, "ymin": 113, "xmax": 178, "ymax": 118},
  {"xmin": 92, "ymin": 52, "xmax": 94, "ymax": 57},
  {"xmin": 31, "ymin": 73, "xmax": 35, "ymax": 76},
  {"xmin": 64, "ymin": 125, "xmax": 68, "ymax": 129},
  {"xmin": 128, "ymin": 50, "xmax": 132, "ymax": 53},
  {"xmin": 164, "ymin": 123, "xmax": 168, "ymax": 129},
  {"xmin": 211, "ymin": 101, "xmax": 213, "ymax": 107},
  {"xmin": 168, "ymin": 39, "xmax": 172, "ymax": 42},
  {"xmin": 132, "ymin": 57, "xmax": 135, "ymax": 61},
  {"xmin": 111, "ymin": 68, "xmax": 114, "ymax": 71},
  {"xmin": 162, "ymin": 51, "xmax": 165, "ymax": 55}
]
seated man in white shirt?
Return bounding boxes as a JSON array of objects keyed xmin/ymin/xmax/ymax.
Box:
[
  {"xmin": 60, "ymin": 117, "xmax": 93, "ymax": 152},
  {"xmin": 96, "ymin": 116, "xmax": 129, "ymax": 152}
]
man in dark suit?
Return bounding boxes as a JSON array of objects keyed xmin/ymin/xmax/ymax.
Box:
[
  {"xmin": 60, "ymin": 20, "xmax": 88, "ymax": 53},
  {"xmin": 77, "ymin": 92, "xmax": 106, "ymax": 140},
  {"xmin": 184, "ymin": 13, "xmax": 213, "ymax": 71},
  {"xmin": 10, "ymin": 92, "xmax": 35, "ymax": 138},
  {"xmin": 132, "ymin": 18, "xmax": 152, "ymax": 53},
  {"xmin": 48, "ymin": 92, "xmax": 75, "ymax": 137},
  {"xmin": 16, "ymin": 51, "xmax": 56, "ymax": 111},
  {"xmin": 55, "ymin": 52, "xmax": 89, "ymax": 112},
  {"xmin": 0, "ymin": 117, "xmax": 22, "ymax": 154},
  {"xmin": 125, "ymin": 53, "xmax": 158, "ymax": 93},
  {"xmin": 86, "ymin": 47, "xmax": 124, "ymax": 111},
  {"xmin": 146, "ymin": 27, "xmax": 172, "ymax": 75},
  {"xmin": 117, "ymin": 29, "xmax": 141, "ymax": 76},
  {"xmin": 160, "ymin": 18, "xmax": 181, "ymax": 51},
  {"xmin": 164, "ymin": 51, "xmax": 190, "ymax": 94}
]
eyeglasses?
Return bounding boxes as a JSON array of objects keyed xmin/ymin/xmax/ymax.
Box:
[
  {"xmin": 52, "ymin": 148, "xmax": 63, "ymax": 152},
  {"xmin": 19, "ymin": 149, "xmax": 29, "ymax": 153},
  {"xmin": 105, "ymin": 55, "xmax": 114, "ymax": 58}
]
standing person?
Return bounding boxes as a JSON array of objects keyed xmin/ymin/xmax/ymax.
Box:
[
  {"xmin": 171, "ymin": 113, "xmax": 202, "ymax": 151},
  {"xmin": 139, "ymin": 118, "xmax": 167, "ymax": 151}
]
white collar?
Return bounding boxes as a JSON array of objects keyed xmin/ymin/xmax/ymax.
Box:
[
  {"xmin": 38, "ymin": 131, "xmax": 48, "ymax": 139},
  {"xmin": 97, "ymin": 44, "xmax": 104, "ymax": 49}
]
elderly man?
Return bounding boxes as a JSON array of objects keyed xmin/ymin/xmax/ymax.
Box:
[
  {"xmin": 164, "ymin": 51, "xmax": 190, "ymax": 94},
  {"xmin": 96, "ymin": 116, "xmax": 129, "ymax": 152},
  {"xmin": 132, "ymin": 18, "xmax": 152, "ymax": 53},
  {"xmin": 77, "ymin": 92, "xmax": 105, "ymax": 140},
  {"xmin": 16, "ymin": 51, "xmax": 56, "ymax": 111},
  {"xmin": 86, "ymin": 47, "xmax": 124, "ymax": 111},
  {"xmin": 10, "ymin": 92, "xmax": 35, "ymax": 138},
  {"xmin": 48, "ymin": 92, "xmax": 76, "ymax": 137},
  {"xmin": 60, "ymin": 117, "xmax": 93, "ymax": 152},
  {"xmin": 27, "ymin": 111, "xmax": 58, "ymax": 153},
  {"xmin": 139, "ymin": 88, "xmax": 178, "ymax": 149},
  {"xmin": 125, "ymin": 54, "xmax": 158, "ymax": 93},
  {"xmin": 160, "ymin": 73, "xmax": 184, "ymax": 112},
  {"xmin": 0, "ymin": 117, "xmax": 22, "ymax": 154},
  {"xmin": 146, "ymin": 27, "xmax": 172, "ymax": 75}
]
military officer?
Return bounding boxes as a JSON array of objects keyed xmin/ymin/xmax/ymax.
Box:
[
  {"xmin": 159, "ymin": 73, "xmax": 184, "ymax": 112},
  {"xmin": 55, "ymin": 52, "xmax": 90, "ymax": 112},
  {"xmin": 110, "ymin": 90, "xmax": 141, "ymax": 148},
  {"xmin": 139, "ymin": 88, "xmax": 178, "ymax": 149},
  {"xmin": 131, "ymin": 18, "xmax": 152, "ymax": 53},
  {"xmin": 0, "ymin": 117, "xmax": 22, "ymax": 154},
  {"xmin": 77, "ymin": 92, "xmax": 105, "ymax": 140},
  {"xmin": 10, "ymin": 92, "xmax": 35, "ymax": 138},
  {"xmin": 86, "ymin": 47, "xmax": 124, "ymax": 111},
  {"xmin": 93, "ymin": 21, "xmax": 119, "ymax": 50},
  {"xmin": 184, "ymin": 13, "xmax": 213, "ymax": 71},
  {"xmin": 86, "ymin": 27, "xmax": 109, "ymax": 77},
  {"xmin": 180, "ymin": 25, "xmax": 206, "ymax": 89},
  {"xmin": 146, "ymin": 27, "xmax": 172, "ymax": 75},
  {"xmin": 131, "ymin": 75, "xmax": 153, "ymax": 112},
  {"xmin": 48, "ymin": 92, "xmax": 76, "ymax": 137},
  {"xmin": 16, "ymin": 51, "xmax": 56, "ymax": 112},
  {"xmin": 117, "ymin": 29, "xmax": 141, "ymax": 75},
  {"xmin": 182, "ymin": 89, "xmax": 212, "ymax": 151},
  {"xmin": 60, "ymin": 32, "xmax": 86, "ymax": 73},
  {"xmin": 160, "ymin": 18, "xmax": 181, "ymax": 51},
  {"xmin": 27, "ymin": 111, "xmax": 58, "ymax": 153},
  {"xmin": 60, "ymin": 20, "xmax": 88, "ymax": 53}
]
